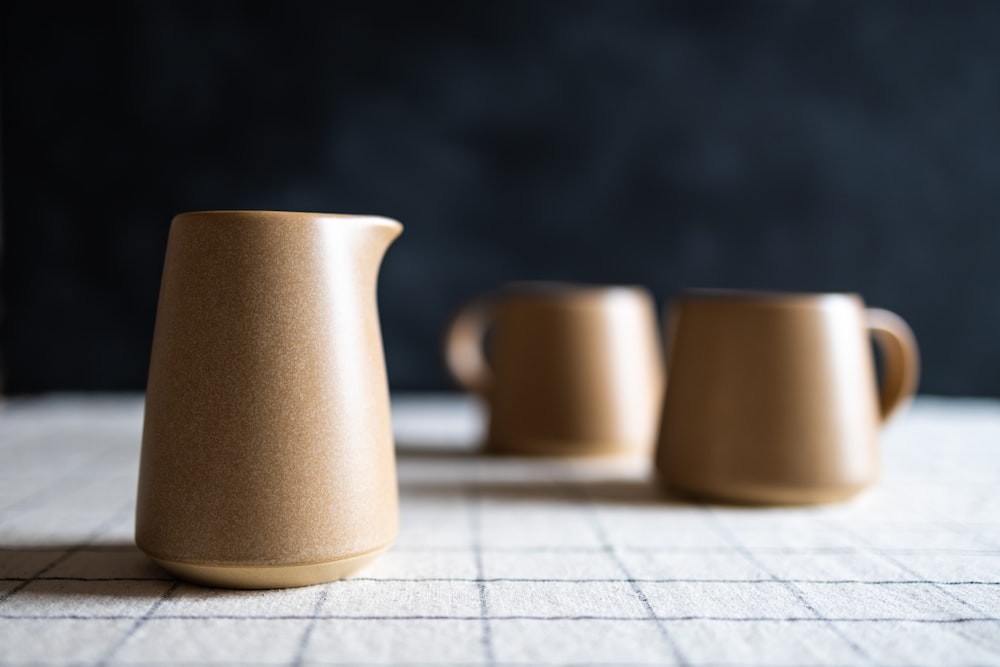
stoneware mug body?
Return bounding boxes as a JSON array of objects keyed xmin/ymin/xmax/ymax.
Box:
[
  {"xmin": 445, "ymin": 283, "xmax": 664, "ymax": 457},
  {"xmin": 136, "ymin": 211, "xmax": 402, "ymax": 588},
  {"xmin": 655, "ymin": 290, "xmax": 919, "ymax": 504}
]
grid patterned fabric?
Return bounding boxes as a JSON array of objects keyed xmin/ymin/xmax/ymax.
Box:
[{"xmin": 1, "ymin": 394, "xmax": 999, "ymax": 666}]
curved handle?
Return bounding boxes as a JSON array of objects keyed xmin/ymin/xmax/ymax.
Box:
[
  {"xmin": 444, "ymin": 298, "xmax": 494, "ymax": 395},
  {"xmin": 866, "ymin": 308, "xmax": 920, "ymax": 422}
]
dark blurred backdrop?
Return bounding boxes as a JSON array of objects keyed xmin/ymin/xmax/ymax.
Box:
[{"xmin": 3, "ymin": 1, "xmax": 1000, "ymax": 395}]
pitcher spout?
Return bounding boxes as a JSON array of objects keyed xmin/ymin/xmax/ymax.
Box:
[
  {"xmin": 316, "ymin": 213, "xmax": 402, "ymax": 264},
  {"xmin": 361, "ymin": 215, "xmax": 403, "ymax": 259}
]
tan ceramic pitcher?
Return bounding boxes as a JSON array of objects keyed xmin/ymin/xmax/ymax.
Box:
[
  {"xmin": 136, "ymin": 211, "xmax": 402, "ymax": 588},
  {"xmin": 445, "ymin": 283, "xmax": 664, "ymax": 457},
  {"xmin": 655, "ymin": 290, "xmax": 919, "ymax": 505}
]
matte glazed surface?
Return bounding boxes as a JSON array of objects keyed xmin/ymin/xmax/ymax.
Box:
[{"xmin": 136, "ymin": 211, "xmax": 401, "ymax": 588}]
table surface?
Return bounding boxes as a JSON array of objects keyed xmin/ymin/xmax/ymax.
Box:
[{"xmin": 0, "ymin": 394, "xmax": 998, "ymax": 666}]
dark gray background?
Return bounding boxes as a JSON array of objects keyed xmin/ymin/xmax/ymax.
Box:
[{"xmin": 3, "ymin": 1, "xmax": 999, "ymax": 395}]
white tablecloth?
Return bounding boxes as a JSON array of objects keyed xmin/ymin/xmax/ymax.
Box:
[{"xmin": 1, "ymin": 394, "xmax": 998, "ymax": 666}]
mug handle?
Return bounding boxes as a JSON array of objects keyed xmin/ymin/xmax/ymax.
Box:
[
  {"xmin": 866, "ymin": 308, "xmax": 920, "ymax": 422},
  {"xmin": 444, "ymin": 298, "xmax": 494, "ymax": 395}
]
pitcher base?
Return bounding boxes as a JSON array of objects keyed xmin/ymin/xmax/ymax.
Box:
[{"xmin": 148, "ymin": 545, "xmax": 389, "ymax": 589}]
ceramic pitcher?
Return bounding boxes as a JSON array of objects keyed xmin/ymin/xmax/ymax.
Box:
[{"xmin": 136, "ymin": 211, "xmax": 402, "ymax": 588}]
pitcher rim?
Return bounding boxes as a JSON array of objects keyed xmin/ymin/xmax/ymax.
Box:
[{"xmin": 172, "ymin": 210, "xmax": 402, "ymax": 230}]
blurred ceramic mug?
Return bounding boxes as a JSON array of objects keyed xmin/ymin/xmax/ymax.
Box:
[
  {"xmin": 655, "ymin": 290, "xmax": 919, "ymax": 504},
  {"xmin": 445, "ymin": 282, "xmax": 664, "ymax": 456},
  {"xmin": 136, "ymin": 211, "xmax": 402, "ymax": 588}
]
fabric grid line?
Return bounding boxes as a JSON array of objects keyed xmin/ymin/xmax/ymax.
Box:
[
  {"xmin": 579, "ymin": 484, "xmax": 686, "ymax": 664},
  {"xmin": 702, "ymin": 508, "xmax": 869, "ymax": 661},
  {"xmin": 0, "ymin": 394, "xmax": 998, "ymax": 666},
  {"xmin": 467, "ymin": 486, "xmax": 495, "ymax": 666}
]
